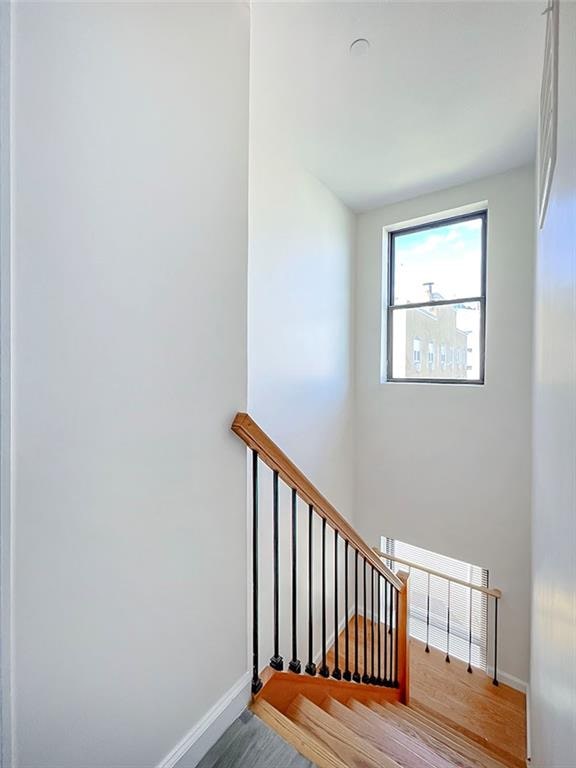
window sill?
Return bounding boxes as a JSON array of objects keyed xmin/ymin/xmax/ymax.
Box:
[{"xmin": 381, "ymin": 378, "xmax": 485, "ymax": 386}]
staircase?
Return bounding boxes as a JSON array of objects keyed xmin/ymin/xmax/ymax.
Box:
[
  {"xmin": 225, "ymin": 413, "xmax": 526, "ymax": 768},
  {"xmin": 253, "ymin": 693, "xmax": 520, "ymax": 768}
]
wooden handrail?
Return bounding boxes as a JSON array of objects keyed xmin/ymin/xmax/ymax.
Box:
[
  {"xmin": 373, "ymin": 548, "xmax": 502, "ymax": 599},
  {"xmin": 232, "ymin": 413, "xmax": 403, "ymax": 591}
]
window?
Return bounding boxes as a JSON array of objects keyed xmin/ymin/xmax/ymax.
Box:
[
  {"xmin": 381, "ymin": 536, "xmax": 489, "ymax": 670},
  {"xmin": 413, "ymin": 338, "xmax": 421, "ymax": 370},
  {"xmin": 386, "ymin": 210, "xmax": 487, "ymax": 383}
]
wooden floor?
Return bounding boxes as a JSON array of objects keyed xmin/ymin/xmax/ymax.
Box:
[{"xmin": 409, "ymin": 638, "xmax": 526, "ymax": 767}]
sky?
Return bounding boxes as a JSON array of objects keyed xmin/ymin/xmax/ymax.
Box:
[{"xmin": 393, "ymin": 217, "xmax": 483, "ymax": 305}]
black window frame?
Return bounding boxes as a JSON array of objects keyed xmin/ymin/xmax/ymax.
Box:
[{"xmin": 386, "ymin": 210, "xmax": 487, "ymax": 385}]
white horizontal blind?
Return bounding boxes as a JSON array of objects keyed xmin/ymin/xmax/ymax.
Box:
[
  {"xmin": 381, "ymin": 537, "xmax": 488, "ymax": 670},
  {"xmin": 538, "ymin": 0, "xmax": 558, "ymax": 228}
]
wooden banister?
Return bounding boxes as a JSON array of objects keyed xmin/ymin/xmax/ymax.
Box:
[
  {"xmin": 373, "ymin": 548, "xmax": 502, "ymax": 599},
  {"xmin": 232, "ymin": 412, "xmax": 402, "ymax": 591}
]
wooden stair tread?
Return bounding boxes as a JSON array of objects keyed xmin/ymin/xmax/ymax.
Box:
[
  {"xmin": 388, "ymin": 703, "xmax": 515, "ymax": 768},
  {"xmin": 341, "ymin": 697, "xmax": 460, "ymax": 768},
  {"xmin": 251, "ymin": 698, "xmax": 347, "ymax": 768},
  {"xmin": 323, "ymin": 696, "xmax": 446, "ymax": 768},
  {"xmin": 363, "ymin": 699, "xmax": 478, "ymax": 768},
  {"xmin": 287, "ymin": 693, "xmax": 402, "ymax": 768},
  {"xmin": 374, "ymin": 706, "xmax": 492, "ymax": 768},
  {"xmin": 410, "ymin": 701, "xmax": 524, "ymax": 768},
  {"xmin": 374, "ymin": 702, "xmax": 508, "ymax": 768}
]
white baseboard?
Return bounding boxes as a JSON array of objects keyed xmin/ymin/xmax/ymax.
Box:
[
  {"xmin": 525, "ymin": 683, "xmax": 531, "ymax": 761},
  {"xmin": 486, "ymin": 666, "xmax": 528, "ymax": 694},
  {"xmin": 156, "ymin": 671, "xmax": 251, "ymax": 768}
]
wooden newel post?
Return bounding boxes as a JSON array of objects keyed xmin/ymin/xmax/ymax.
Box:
[{"xmin": 397, "ymin": 570, "xmax": 410, "ymax": 704}]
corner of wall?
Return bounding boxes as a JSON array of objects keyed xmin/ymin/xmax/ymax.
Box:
[{"xmin": 0, "ymin": 1, "xmax": 13, "ymax": 765}]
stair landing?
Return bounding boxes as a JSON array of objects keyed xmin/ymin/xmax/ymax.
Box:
[{"xmin": 409, "ymin": 637, "xmax": 526, "ymax": 766}]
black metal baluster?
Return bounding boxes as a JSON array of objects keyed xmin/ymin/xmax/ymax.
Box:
[
  {"xmin": 492, "ymin": 597, "xmax": 499, "ymax": 686},
  {"xmin": 251, "ymin": 451, "xmax": 263, "ymax": 694},
  {"xmin": 353, "ymin": 550, "xmax": 360, "ymax": 682},
  {"xmin": 343, "ymin": 542, "xmax": 351, "ymax": 681},
  {"xmin": 305, "ymin": 505, "xmax": 316, "ymax": 676},
  {"xmin": 388, "ymin": 579, "xmax": 394, "ymax": 684},
  {"xmin": 467, "ymin": 587, "xmax": 473, "ymax": 673},
  {"xmin": 319, "ymin": 518, "xmax": 329, "ymax": 677},
  {"xmin": 370, "ymin": 566, "xmax": 376, "ymax": 684},
  {"xmin": 332, "ymin": 530, "xmax": 341, "ymax": 679},
  {"xmin": 289, "ymin": 489, "xmax": 301, "ymax": 674},
  {"xmin": 445, "ymin": 580, "xmax": 451, "ymax": 663},
  {"xmin": 362, "ymin": 558, "xmax": 369, "ymax": 683},
  {"xmin": 383, "ymin": 579, "xmax": 388, "ymax": 685},
  {"xmin": 377, "ymin": 576, "xmax": 382, "ymax": 685},
  {"xmin": 425, "ymin": 572, "xmax": 431, "ymax": 653},
  {"xmin": 394, "ymin": 588, "xmax": 399, "ymax": 687},
  {"xmin": 270, "ymin": 470, "xmax": 283, "ymax": 671}
]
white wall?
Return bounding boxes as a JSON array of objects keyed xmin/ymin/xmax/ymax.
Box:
[
  {"xmin": 11, "ymin": 4, "xmax": 249, "ymax": 767},
  {"xmin": 354, "ymin": 165, "xmax": 535, "ymax": 684},
  {"xmin": 530, "ymin": 2, "xmax": 576, "ymax": 764},
  {"xmin": 248, "ymin": 6, "xmax": 356, "ymax": 517},
  {"xmin": 248, "ymin": 152, "xmax": 355, "ymax": 514}
]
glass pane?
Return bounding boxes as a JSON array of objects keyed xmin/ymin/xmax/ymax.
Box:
[
  {"xmin": 392, "ymin": 216, "xmax": 483, "ymax": 305},
  {"xmin": 390, "ymin": 301, "xmax": 482, "ymax": 381}
]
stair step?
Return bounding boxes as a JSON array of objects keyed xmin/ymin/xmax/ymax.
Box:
[
  {"xmin": 323, "ymin": 696, "xmax": 451, "ymax": 768},
  {"xmin": 409, "ymin": 701, "xmax": 524, "ymax": 768},
  {"xmin": 385, "ymin": 703, "xmax": 513, "ymax": 768},
  {"xmin": 287, "ymin": 693, "xmax": 402, "ymax": 768},
  {"xmin": 374, "ymin": 702, "xmax": 502, "ymax": 768},
  {"xmin": 252, "ymin": 698, "xmax": 346, "ymax": 768},
  {"xmin": 350, "ymin": 699, "xmax": 462, "ymax": 768}
]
